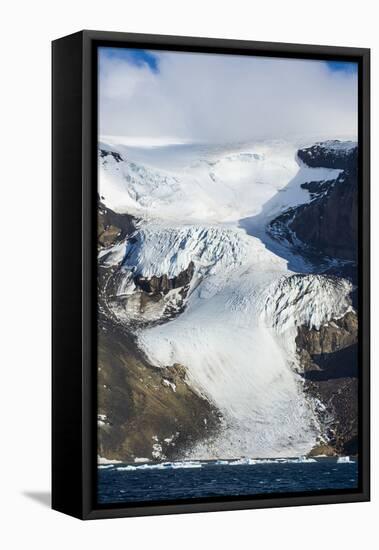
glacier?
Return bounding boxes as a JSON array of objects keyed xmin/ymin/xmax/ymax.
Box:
[
  {"xmin": 98, "ymin": 138, "xmax": 355, "ymax": 459},
  {"xmin": 99, "ymin": 139, "xmax": 341, "ymax": 223}
]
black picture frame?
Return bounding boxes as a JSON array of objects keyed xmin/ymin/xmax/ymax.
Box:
[{"xmin": 52, "ymin": 30, "xmax": 370, "ymax": 520}]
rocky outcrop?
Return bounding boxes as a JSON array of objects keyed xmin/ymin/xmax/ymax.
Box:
[
  {"xmin": 307, "ymin": 444, "xmax": 337, "ymax": 457},
  {"xmin": 268, "ymin": 141, "xmax": 358, "ymax": 262},
  {"xmin": 98, "ymin": 200, "xmax": 135, "ymax": 249},
  {"xmin": 307, "ymin": 376, "xmax": 358, "ymax": 456},
  {"xmin": 102, "ymin": 258, "xmax": 196, "ymax": 325},
  {"xmin": 297, "ymin": 311, "xmax": 358, "ymax": 456},
  {"xmin": 100, "ymin": 148, "xmax": 124, "ymax": 163},
  {"xmin": 134, "ymin": 261, "xmax": 195, "ymax": 295},
  {"xmin": 289, "ymin": 169, "xmax": 357, "ymax": 261},
  {"xmin": 300, "ymin": 179, "xmax": 335, "ymax": 198},
  {"xmin": 296, "ymin": 311, "xmax": 357, "ymax": 359},
  {"xmin": 297, "ymin": 141, "xmax": 357, "ymax": 171}
]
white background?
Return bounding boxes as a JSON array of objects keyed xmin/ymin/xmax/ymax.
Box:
[{"xmin": 1, "ymin": 0, "xmax": 376, "ymax": 548}]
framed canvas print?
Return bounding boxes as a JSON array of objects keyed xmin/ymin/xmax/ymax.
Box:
[{"xmin": 52, "ymin": 30, "xmax": 370, "ymax": 519}]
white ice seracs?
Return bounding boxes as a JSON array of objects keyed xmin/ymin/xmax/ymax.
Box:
[
  {"xmin": 135, "ymin": 224, "xmax": 353, "ymax": 458},
  {"xmin": 122, "ymin": 223, "xmax": 263, "ymax": 279},
  {"xmin": 262, "ymin": 274, "xmax": 353, "ymax": 359}
]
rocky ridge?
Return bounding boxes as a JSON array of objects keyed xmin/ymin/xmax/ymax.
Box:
[{"xmin": 268, "ymin": 141, "xmax": 358, "ymax": 262}]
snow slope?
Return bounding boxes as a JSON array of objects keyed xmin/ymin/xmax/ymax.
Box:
[
  {"xmin": 99, "ymin": 139, "xmax": 341, "ymax": 223},
  {"xmin": 99, "ymin": 138, "xmax": 354, "ymax": 459}
]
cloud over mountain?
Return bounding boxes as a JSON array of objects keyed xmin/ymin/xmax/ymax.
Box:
[{"xmin": 99, "ymin": 48, "xmax": 358, "ymax": 144}]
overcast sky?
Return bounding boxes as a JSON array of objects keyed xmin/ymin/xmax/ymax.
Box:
[{"xmin": 99, "ymin": 47, "xmax": 358, "ymax": 144}]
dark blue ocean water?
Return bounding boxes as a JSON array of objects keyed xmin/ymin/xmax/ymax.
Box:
[{"xmin": 97, "ymin": 458, "xmax": 358, "ymax": 504}]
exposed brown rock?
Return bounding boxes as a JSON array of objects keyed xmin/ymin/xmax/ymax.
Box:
[
  {"xmin": 98, "ymin": 201, "xmax": 135, "ymax": 250},
  {"xmin": 97, "ymin": 297, "xmax": 221, "ymax": 463},
  {"xmin": 297, "ymin": 311, "xmax": 358, "ymax": 456},
  {"xmin": 307, "ymin": 444, "xmax": 337, "ymax": 457},
  {"xmin": 98, "ymin": 224, "xmax": 122, "ymax": 248},
  {"xmin": 306, "ymin": 377, "xmax": 358, "ymax": 455},
  {"xmin": 296, "ymin": 311, "xmax": 357, "ymax": 358},
  {"xmin": 134, "ymin": 261, "xmax": 195, "ymax": 295}
]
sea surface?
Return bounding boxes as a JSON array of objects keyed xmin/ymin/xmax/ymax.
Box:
[{"xmin": 97, "ymin": 458, "xmax": 358, "ymax": 504}]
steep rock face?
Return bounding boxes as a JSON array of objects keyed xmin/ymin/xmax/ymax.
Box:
[
  {"xmin": 297, "ymin": 140, "xmax": 357, "ymax": 170},
  {"xmin": 296, "ymin": 311, "xmax": 358, "ymax": 455},
  {"xmin": 289, "ymin": 170, "xmax": 357, "ymax": 261},
  {"xmin": 307, "ymin": 374, "xmax": 358, "ymax": 456},
  {"xmin": 268, "ymin": 141, "xmax": 358, "ymax": 261},
  {"xmin": 296, "ymin": 311, "xmax": 357, "ymax": 358}
]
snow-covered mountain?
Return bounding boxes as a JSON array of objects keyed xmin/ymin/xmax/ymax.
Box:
[
  {"xmin": 99, "ymin": 139, "xmax": 342, "ymax": 223},
  {"xmin": 98, "ymin": 138, "xmax": 357, "ymax": 460}
]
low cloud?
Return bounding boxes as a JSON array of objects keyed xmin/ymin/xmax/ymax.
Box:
[{"xmin": 99, "ymin": 49, "xmax": 358, "ymax": 144}]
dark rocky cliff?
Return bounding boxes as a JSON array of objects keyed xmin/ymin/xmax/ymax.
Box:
[
  {"xmin": 297, "ymin": 141, "xmax": 357, "ymax": 171},
  {"xmin": 134, "ymin": 262, "xmax": 195, "ymax": 295},
  {"xmin": 268, "ymin": 141, "xmax": 359, "ymax": 456},
  {"xmin": 289, "ymin": 169, "xmax": 357, "ymax": 261},
  {"xmin": 297, "ymin": 310, "xmax": 358, "ymax": 456},
  {"xmin": 269, "ymin": 141, "xmax": 358, "ymax": 262}
]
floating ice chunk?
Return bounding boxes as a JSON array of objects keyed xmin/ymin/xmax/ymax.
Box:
[
  {"xmin": 337, "ymin": 456, "xmax": 353, "ymax": 464},
  {"xmin": 97, "ymin": 455, "xmax": 122, "ymax": 465}
]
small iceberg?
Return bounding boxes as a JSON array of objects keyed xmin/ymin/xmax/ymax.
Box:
[
  {"xmin": 292, "ymin": 456, "xmax": 317, "ymax": 463},
  {"xmin": 171, "ymin": 461, "xmax": 202, "ymax": 469},
  {"xmin": 337, "ymin": 456, "xmax": 353, "ymax": 464},
  {"xmin": 229, "ymin": 458, "xmax": 258, "ymax": 466}
]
